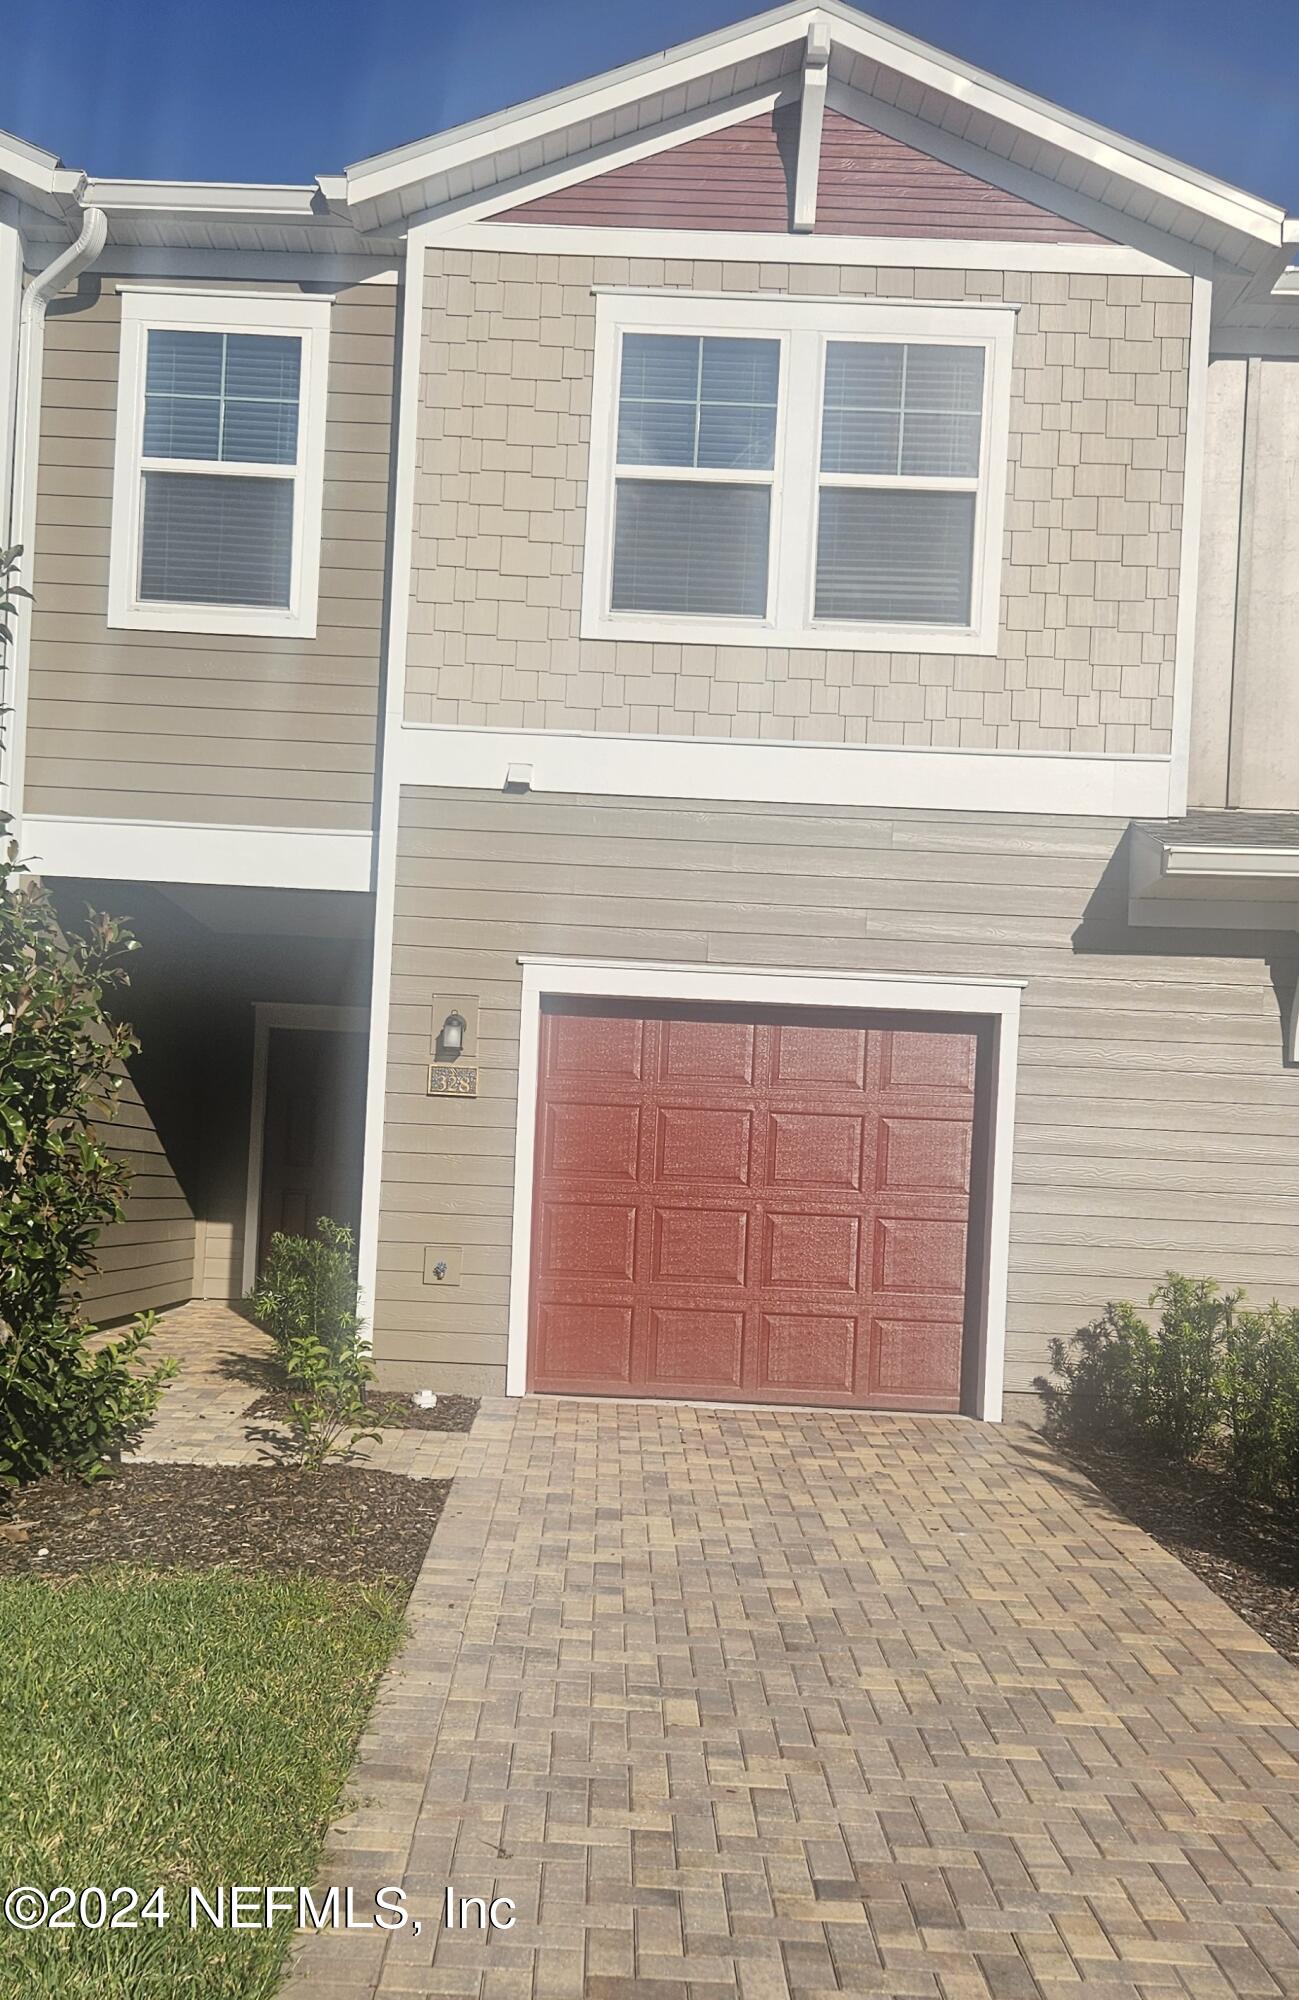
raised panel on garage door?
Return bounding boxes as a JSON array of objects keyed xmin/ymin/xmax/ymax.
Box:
[{"xmin": 528, "ymin": 1002, "xmax": 981, "ymax": 1410}]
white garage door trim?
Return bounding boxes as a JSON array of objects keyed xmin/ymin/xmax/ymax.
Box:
[{"xmin": 507, "ymin": 956, "xmax": 1024, "ymax": 1420}]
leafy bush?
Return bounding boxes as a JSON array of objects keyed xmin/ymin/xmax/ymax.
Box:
[
  {"xmin": 1039, "ymin": 1272, "xmax": 1299, "ymax": 1509},
  {"xmin": 1037, "ymin": 1275, "xmax": 1232, "ymax": 1458},
  {"xmin": 246, "ymin": 1220, "xmax": 379, "ymax": 1469},
  {"xmin": 0, "ymin": 846, "xmax": 173, "ymax": 1489},
  {"xmin": 245, "ymin": 1217, "xmax": 361, "ymax": 1370},
  {"xmin": 1220, "ymin": 1302, "xmax": 1299, "ymax": 1505}
]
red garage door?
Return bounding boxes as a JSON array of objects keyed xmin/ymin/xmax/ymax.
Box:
[{"xmin": 528, "ymin": 1002, "xmax": 982, "ymax": 1410}]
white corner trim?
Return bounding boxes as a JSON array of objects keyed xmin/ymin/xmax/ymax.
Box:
[
  {"xmin": 397, "ymin": 723, "xmax": 1175, "ymax": 819},
  {"xmin": 440, "ymin": 219, "xmax": 1187, "ymax": 277},
  {"xmin": 580, "ymin": 289, "xmax": 1014, "ymax": 656},
  {"xmin": 22, "ymin": 814, "xmax": 372, "ymax": 891},
  {"xmin": 355, "ymin": 224, "xmax": 430, "ymax": 1336},
  {"xmin": 106, "ymin": 289, "xmax": 331, "ymax": 641},
  {"xmin": 242, "ymin": 1001, "xmax": 370, "ymax": 1294},
  {"xmin": 505, "ymin": 954, "xmax": 1022, "ymax": 1422},
  {"xmin": 1167, "ymin": 272, "xmax": 1212, "ymax": 817}
]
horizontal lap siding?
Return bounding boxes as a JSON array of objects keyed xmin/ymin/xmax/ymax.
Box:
[
  {"xmin": 375, "ymin": 788, "xmax": 1299, "ymax": 1395},
  {"xmin": 503, "ymin": 108, "xmax": 1107, "ymax": 241},
  {"xmin": 25, "ymin": 281, "xmax": 396, "ymax": 831},
  {"xmin": 410, "ymin": 250, "xmax": 1189, "ymax": 757},
  {"xmin": 83, "ymin": 1080, "xmax": 196, "ymax": 1325}
]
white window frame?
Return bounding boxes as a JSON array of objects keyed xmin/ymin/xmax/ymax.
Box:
[
  {"xmin": 108, "ymin": 288, "xmax": 331, "ymax": 640},
  {"xmin": 582, "ymin": 291, "xmax": 1015, "ymax": 656}
]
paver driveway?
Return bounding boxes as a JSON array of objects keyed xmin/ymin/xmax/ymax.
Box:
[{"xmin": 286, "ymin": 1398, "xmax": 1299, "ymax": 2000}]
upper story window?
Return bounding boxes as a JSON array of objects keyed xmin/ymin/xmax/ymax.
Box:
[
  {"xmin": 582, "ymin": 293, "xmax": 1014, "ymax": 656},
  {"xmin": 108, "ymin": 290, "xmax": 331, "ymax": 640}
]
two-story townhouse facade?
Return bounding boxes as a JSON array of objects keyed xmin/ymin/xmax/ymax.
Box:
[{"xmin": 5, "ymin": 0, "xmax": 1299, "ymax": 1419}]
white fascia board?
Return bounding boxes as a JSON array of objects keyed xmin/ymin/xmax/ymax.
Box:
[
  {"xmin": 419, "ymin": 81, "xmax": 793, "ymax": 234},
  {"xmin": 84, "ymin": 178, "xmax": 322, "ymax": 219},
  {"xmin": 22, "ymin": 816, "xmax": 373, "ymax": 893},
  {"xmin": 442, "ymin": 220, "xmax": 1185, "ymax": 276},
  {"xmin": 1160, "ymin": 845, "xmax": 1299, "ymax": 881},
  {"xmin": 346, "ymin": 7, "xmax": 812, "ymax": 205},
  {"xmin": 821, "ymin": 6, "xmax": 1285, "ymax": 248},
  {"xmin": 0, "ymin": 131, "xmax": 81, "ymax": 217},
  {"xmin": 397, "ymin": 723, "xmax": 1173, "ymax": 819}
]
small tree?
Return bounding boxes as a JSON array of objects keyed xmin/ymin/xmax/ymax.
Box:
[{"xmin": 0, "ymin": 847, "xmax": 172, "ymax": 1490}]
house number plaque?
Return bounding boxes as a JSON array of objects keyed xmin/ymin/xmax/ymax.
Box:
[{"xmin": 428, "ymin": 1064, "xmax": 478, "ymax": 1098}]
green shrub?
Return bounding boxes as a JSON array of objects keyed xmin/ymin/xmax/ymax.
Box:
[
  {"xmin": 1036, "ymin": 1275, "xmax": 1233, "ymax": 1458},
  {"xmin": 245, "ymin": 1217, "xmax": 361, "ymax": 1369},
  {"xmin": 1220, "ymin": 1302, "xmax": 1299, "ymax": 1505},
  {"xmin": 246, "ymin": 1220, "xmax": 379, "ymax": 1469},
  {"xmin": 1039, "ymin": 1273, "xmax": 1299, "ymax": 1510},
  {"xmin": 0, "ymin": 845, "xmax": 172, "ymax": 1490}
]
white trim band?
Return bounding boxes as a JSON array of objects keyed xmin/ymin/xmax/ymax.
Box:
[
  {"xmin": 398, "ymin": 723, "xmax": 1175, "ymax": 818},
  {"xmin": 23, "ymin": 814, "xmax": 373, "ymax": 892},
  {"xmin": 441, "ymin": 220, "xmax": 1190, "ymax": 276},
  {"xmin": 505, "ymin": 953, "xmax": 1023, "ymax": 1422}
]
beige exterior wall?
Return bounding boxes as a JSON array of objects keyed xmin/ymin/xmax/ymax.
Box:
[
  {"xmin": 24, "ymin": 276, "xmax": 396, "ymax": 831},
  {"xmin": 83, "ymin": 1072, "xmax": 198, "ymax": 1325},
  {"xmin": 1190, "ymin": 353, "xmax": 1299, "ymax": 810},
  {"xmin": 373, "ymin": 786, "xmax": 1299, "ymax": 1398},
  {"xmin": 408, "ymin": 250, "xmax": 1191, "ymax": 755}
]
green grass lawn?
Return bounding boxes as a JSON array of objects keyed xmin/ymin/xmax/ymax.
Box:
[{"xmin": 0, "ymin": 1569, "xmax": 405, "ymax": 2000}]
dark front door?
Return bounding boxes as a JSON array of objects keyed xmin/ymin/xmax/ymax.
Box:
[
  {"xmin": 257, "ymin": 1027, "xmax": 367, "ymax": 1272},
  {"xmin": 528, "ymin": 1001, "xmax": 982, "ymax": 1411}
]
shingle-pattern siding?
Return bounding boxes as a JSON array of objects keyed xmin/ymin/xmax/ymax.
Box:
[
  {"xmin": 409, "ymin": 251, "xmax": 1189, "ymax": 755},
  {"xmin": 374, "ymin": 788, "xmax": 1299, "ymax": 1398},
  {"xmin": 25, "ymin": 279, "xmax": 396, "ymax": 832}
]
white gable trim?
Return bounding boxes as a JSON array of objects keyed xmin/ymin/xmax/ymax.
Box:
[
  {"xmin": 419, "ymin": 79, "xmax": 795, "ymax": 233},
  {"xmin": 344, "ymin": 1, "xmax": 1291, "ymax": 255},
  {"xmin": 822, "ymin": 80, "xmax": 1215, "ymax": 277}
]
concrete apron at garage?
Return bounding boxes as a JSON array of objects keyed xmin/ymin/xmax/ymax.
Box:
[{"xmin": 284, "ymin": 1398, "xmax": 1299, "ymax": 2000}]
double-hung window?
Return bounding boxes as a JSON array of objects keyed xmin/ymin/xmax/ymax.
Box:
[
  {"xmin": 583, "ymin": 293, "xmax": 1014, "ymax": 655},
  {"xmin": 109, "ymin": 291, "xmax": 331, "ymax": 639}
]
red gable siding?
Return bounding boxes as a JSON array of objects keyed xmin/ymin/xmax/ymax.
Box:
[
  {"xmin": 814, "ymin": 110, "xmax": 1107, "ymax": 240},
  {"xmin": 503, "ymin": 110, "xmax": 796, "ymax": 230},
  {"xmin": 499, "ymin": 106, "xmax": 1109, "ymax": 243}
]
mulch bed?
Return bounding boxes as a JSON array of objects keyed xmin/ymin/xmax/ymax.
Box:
[
  {"xmin": 247, "ymin": 1388, "xmax": 480, "ymax": 1432},
  {"xmin": 0, "ymin": 1464, "xmax": 449, "ymax": 1591},
  {"xmin": 1055, "ymin": 1436, "xmax": 1299, "ymax": 1667}
]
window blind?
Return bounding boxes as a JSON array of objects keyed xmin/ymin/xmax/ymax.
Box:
[
  {"xmin": 612, "ymin": 480, "xmax": 770, "ymax": 616},
  {"xmin": 144, "ymin": 330, "xmax": 301, "ymax": 465},
  {"xmin": 139, "ymin": 472, "xmax": 294, "ymax": 608},
  {"xmin": 815, "ymin": 489, "xmax": 977, "ymax": 624},
  {"xmin": 612, "ymin": 332, "xmax": 778, "ymax": 617},
  {"xmin": 821, "ymin": 341, "xmax": 983, "ymax": 480}
]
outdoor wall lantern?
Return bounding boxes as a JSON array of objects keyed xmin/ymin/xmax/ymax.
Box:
[{"xmin": 437, "ymin": 1009, "xmax": 467, "ymax": 1059}]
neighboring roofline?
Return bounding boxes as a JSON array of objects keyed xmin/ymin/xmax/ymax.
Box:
[
  {"xmin": 0, "ymin": 126, "xmax": 83, "ymax": 218},
  {"xmin": 343, "ymin": 0, "xmax": 1295, "ymax": 248}
]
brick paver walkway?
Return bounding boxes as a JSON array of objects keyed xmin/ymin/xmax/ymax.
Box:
[
  {"xmin": 126, "ymin": 1301, "xmax": 467, "ymax": 1480},
  {"xmin": 283, "ymin": 1397, "xmax": 1299, "ymax": 2000}
]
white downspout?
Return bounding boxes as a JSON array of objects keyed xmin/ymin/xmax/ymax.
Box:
[{"xmin": 1, "ymin": 204, "xmax": 108, "ymax": 826}]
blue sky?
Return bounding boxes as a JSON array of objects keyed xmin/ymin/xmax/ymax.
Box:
[{"xmin": 3, "ymin": 0, "xmax": 1298, "ymax": 207}]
